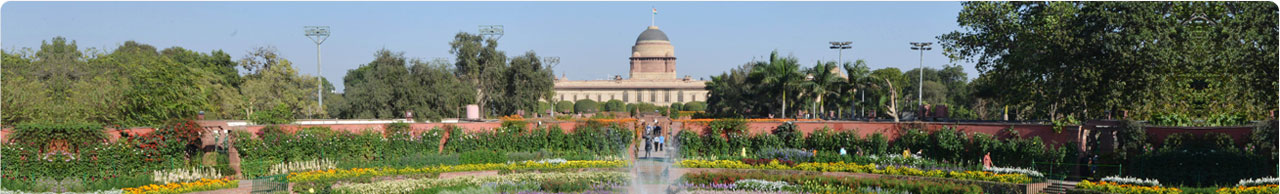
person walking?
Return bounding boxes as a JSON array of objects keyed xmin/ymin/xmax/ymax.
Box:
[
  {"xmin": 643, "ymin": 135, "xmax": 651, "ymax": 158},
  {"xmin": 656, "ymin": 135, "xmax": 665, "ymax": 151}
]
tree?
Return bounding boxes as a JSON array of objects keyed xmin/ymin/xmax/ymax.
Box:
[
  {"xmin": 669, "ymin": 102, "xmax": 684, "ymax": 113},
  {"xmin": 705, "ymin": 62, "xmax": 758, "ymax": 117},
  {"xmin": 748, "ymin": 51, "xmax": 805, "ymax": 118},
  {"xmin": 683, "ymin": 101, "xmax": 707, "ymax": 111},
  {"xmin": 240, "ymin": 46, "xmax": 320, "ymax": 120},
  {"xmin": 556, "ymin": 101, "xmax": 574, "ymax": 114},
  {"xmin": 492, "ymin": 51, "xmax": 554, "ymax": 116},
  {"xmin": 405, "ymin": 58, "xmax": 475, "ymax": 121},
  {"xmin": 603, "ymin": 99, "xmax": 626, "ymax": 112},
  {"xmin": 804, "ymin": 61, "xmax": 844, "ymax": 117},
  {"xmin": 940, "ymin": 2, "xmax": 1277, "ymax": 122},
  {"xmin": 111, "ymin": 42, "xmax": 209, "ymax": 126},
  {"xmin": 574, "ymin": 99, "xmax": 598, "ymax": 113},
  {"xmin": 450, "ymin": 32, "xmax": 507, "ymax": 117},
  {"xmin": 339, "ymin": 50, "xmax": 412, "ymax": 119}
]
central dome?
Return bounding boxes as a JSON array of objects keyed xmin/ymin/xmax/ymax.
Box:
[{"xmin": 636, "ymin": 26, "xmax": 669, "ymax": 42}]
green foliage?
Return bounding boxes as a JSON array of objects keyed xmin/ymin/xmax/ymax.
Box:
[
  {"xmin": 443, "ymin": 124, "xmax": 632, "ymax": 158},
  {"xmin": 555, "ymin": 101, "xmax": 574, "ymax": 114},
  {"xmin": 337, "ymin": 51, "xmax": 473, "ymax": 120},
  {"xmin": 771, "ymin": 122, "xmax": 802, "ymax": 148},
  {"xmin": 683, "ymin": 101, "xmax": 707, "ymax": 111},
  {"xmin": 602, "ymin": 99, "xmax": 625, "ymax": 112},
  {"xmin": 251, "ymin": 103, "xmax": 295, "ymax": 125},
  {"xmin": 669, "ymin": 102, "xmax": 684, "ymax": 113},
  {"xmin": 929, "ymin": 127, "xmax": 967, "ymax": 163},
  {"xmin": 1051, "ymin": 115, "xmax": 1079, "ymax": 133},
  {"xmin": 8, "ymin": 123, "xmax": 106, "ymax": 150},
  {"xmin": 573, "ymin": 99, "xmax": 598, "ymax": 113},
  {"xmin": 941, "ymin": 1, "xmax": 1277, "ymax": 121},
  {"xmin": 1129, "ymin": 132, "xmax": 1277, "ymax": 186},
  {"xmin": 459, "ymin": 150, "xmax": 507, "ymax": 164},
  {"xmin": 239, "ymin": 46, "xmax": 322, "ymax": 119}
]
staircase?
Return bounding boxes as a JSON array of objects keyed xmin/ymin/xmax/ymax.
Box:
[{"xmin": 1042, "ymin": 180, "xmax": 1079, "ymax": 194}]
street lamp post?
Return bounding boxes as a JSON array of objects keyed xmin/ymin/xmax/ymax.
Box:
[
  {"xmin": 305, "ymin": 26, "xmax": 330, "ymax": 117},
  {"xmin": 910, "ymin": 42, "xmax": 932, "ymax": 121},
  {"xmin": 829, "ymin": 41, "xmax": 851, "ymax": 119}
]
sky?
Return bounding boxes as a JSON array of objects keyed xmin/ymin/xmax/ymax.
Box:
[{"xmin": 2, "ymin": 1, "xmax": 974, "ymax": 91}]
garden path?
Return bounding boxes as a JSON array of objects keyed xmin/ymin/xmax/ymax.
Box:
[{"xmin": 629, "ymin": 137, "xmax": 686, "ymax": 194}]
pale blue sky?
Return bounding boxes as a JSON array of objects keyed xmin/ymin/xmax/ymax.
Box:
[{"xmin": 2, "ymin": 1, "xmax": 972, "ymax": 91}]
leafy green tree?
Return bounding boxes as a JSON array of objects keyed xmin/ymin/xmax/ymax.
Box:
[
  {"xmin": 111, "ymin": 42, "xmax": 209, "ymax": 126},
  {"xmin": 339, "ymin": 50, "xmax": 412, "ymax": 119},
  {"xmin": 240, "ymin": 46, "xmax": 320, "ymax": 120},
  {"xmin": 450, "ymin": 32, "xmax": 507, "ymax": 117},
  {"xmin": 574, "ymin": 99, "xmax": 598, "ymax": 113},
  {"xmin": 940, "ymin": 2, "xmax": 1276, "ymax": 122},
  {"xmin": 603, "ymin": 99, "xmax": 626, "ymax": 112},
  {"xmin": 669, "ymin": 102, "xmax": 683, "ymax": 113},
  {"xmin": 405, "ymin": 58, "xmax": 475, "ymax": 121},
  {"xmin": 556, "ymin": 101, "xmax": 574, "ymax": 113},
  {"xmin": 683, "ymin": 101, "xmax": 707, "ymax": 111},
  {"xmin": 251, "ymin": 103, "xmax": 295, "ymax": 125},
  {"xmin": 492, "ymin": 51, "xmax": 554, "ymax": 116},
  {"xmin": 705, "ymin": 62, "xmax": 758, "ymax": 116}
]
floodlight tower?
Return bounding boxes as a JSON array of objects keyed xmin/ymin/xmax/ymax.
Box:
[
  {"xmin": 829, "ymin": 41, "xmax": 851, "ymax": 119},
  {"xmin": 479, "ymin": 25, "xmax": 504, "ymax": 40},
  {"xmin": 305, "ymin": 26, "xmax": 330, "ymax": 115},
  {"xmin": 828, "ymin": 41, "xmax": 852, "ymax": 65},
  {"xmin": 910, "ymin": 42, "xmax": 932, "ymax": 120}
]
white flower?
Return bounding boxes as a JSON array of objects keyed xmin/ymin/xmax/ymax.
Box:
[{"xmin": 1101, "ymin": 176, "xmax": 1161, "ymax": 187}]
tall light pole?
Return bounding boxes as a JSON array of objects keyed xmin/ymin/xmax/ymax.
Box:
[
  {"xmin": 479, "ymin": 25, "xmax": 504, "ymax": 40},
  {"xmin": 829, "ymin": 41, "xmax": 852, "ymax": 66},
  {"xmin": 829, "ymin": 41, "xmax": 851, "ymax": 119},
  {"xmin": 910, "ymin": 42, "xmax": 932, "ymax": 121},
  {"xmin": 305, "ymin": 26, "xmax": 330, "ymax": 116}
]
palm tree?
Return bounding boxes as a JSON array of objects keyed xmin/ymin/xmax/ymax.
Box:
[
  {"xmin": 843, "ymin": 60, "xmax": 871, "ymax": 118},
  {"xmin": 804, "ymin": 61, "xmax": 843, "ymax": 118},
  {"xmin": 749, "ymin": 51, "xmax": 803, "ymax": 118}
]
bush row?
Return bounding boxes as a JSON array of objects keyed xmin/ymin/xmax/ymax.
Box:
[{"xmin": 678, "ymin": 121, "xmax": 1076, "ymax": 170}]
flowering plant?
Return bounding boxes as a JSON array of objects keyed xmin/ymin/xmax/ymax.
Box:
[
  {"xmin": 678, "ymin": 159, "xmax": 1032, "ymax": 184},
  {"xmin": 983, "ymin": 166, "xmax": 1044, "ymax": 179},
  {"xmin": 1238, "ymin": 177, "xmax": 1279, "ymax": 187},
  {"xmin": 332, "ymin": 171, "xmax": 629, "ymax": 194},
  {"xmin": 1216, "ymin": 184, "xmax": 1278, "ymax": 194},
  {"xmin": 1101, "ymin": 176, "xmax": 1163, "ymax": 187},
  {"xmin": 269, "ymin": 159, "xmax": 337, "ymax": 175},
  {"xmin": 1077, "ymin": 180, "xmax": 1181, "ymax": 194},
  {"xmin": 121, "ymin": 177, "xmax": 237, "ymax": 194},
  {"xmin": 288, "ymin": 160, "xmax": 627, "ymax": 183},
  {"xmin": 150, "ymin": 168, "xmax": 220, "ymax": 184}
]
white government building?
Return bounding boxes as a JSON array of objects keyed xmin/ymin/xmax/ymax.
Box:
[{"xmin": 552, "ymin": 25, "xmax": 708, "ymax": 106}]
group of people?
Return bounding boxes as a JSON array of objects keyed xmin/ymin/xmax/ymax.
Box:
[{"xmin": 642, "ymin": 121, "xmax": 664, "ymax": 158}]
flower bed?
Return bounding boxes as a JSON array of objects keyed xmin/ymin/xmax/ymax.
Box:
[
  {"xmin": 1216, "ymin": 184, "xmax": 1279, "ymax": 194},
  {"xmin": 120, "ymin": 177, "xmax": 237, "ymax": 194},
  {"xmin": 678, "ymin": 159, "xmax": 1032, "ymax": 184},
  {"xmin": 288, "ymin": 160, "xmax": 627, "ymax": 183},
  {"xmin": 331, "ymin": 171, "xmax": 630, "ymax": 194},
  {"xmin": 1076, "ymin": 180, "xmax": 1182, "ymax": 194},
  {"xmin": 680, "ymin": 171, "xmax": 983, "ymax": 194}
]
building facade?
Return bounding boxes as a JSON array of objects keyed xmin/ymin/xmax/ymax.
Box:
[{"xmin": 553, "ymin": 25, "xmax": 707, "ymax": 106}]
